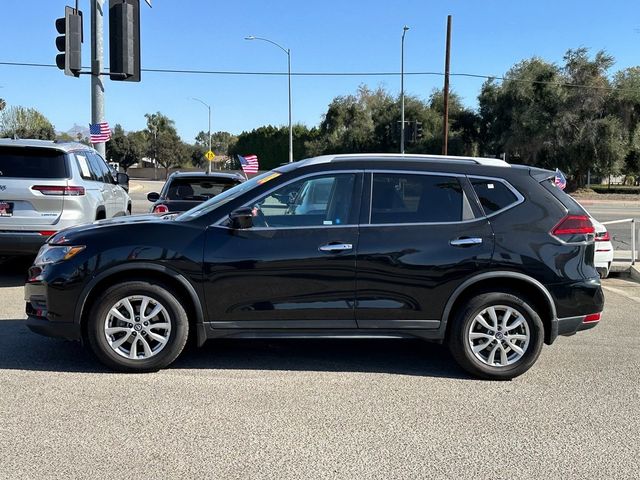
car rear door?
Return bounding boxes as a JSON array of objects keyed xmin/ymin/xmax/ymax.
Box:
[
  {"xmin": 85, "ymin": 151, "xmax": 116, "ymax": 217},
  {"xmin": 202, "ymin": 171, "xmax": 363, "ymax": 328},
  {"xmin": 0, "ymin": 146, "xmax": 68, "ymax": 229},
  {"xmin": 355, "ymin": 170, "xmax": 494, "ymax": 330}
]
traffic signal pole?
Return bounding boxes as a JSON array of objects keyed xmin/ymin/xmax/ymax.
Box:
[
  {"xmin": 442, "ymin": 15, "xmax": 452, "ymax": 156},
  {"xmin": 91, "ymin": 0, "xmax": 106, "ymax": 157}
]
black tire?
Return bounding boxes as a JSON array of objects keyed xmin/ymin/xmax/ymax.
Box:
[
  {"xmin": 86, "ymin": 281, "xmax": 189, "ymax": 372},
  {"xmin": 447, "ymin": 292, "xmax": 544, "ymax": 380}
]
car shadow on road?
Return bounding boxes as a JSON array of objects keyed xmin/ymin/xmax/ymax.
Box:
[{"xmin": 0, "ymin": 318, "xmax": 470, "ymax": 379}]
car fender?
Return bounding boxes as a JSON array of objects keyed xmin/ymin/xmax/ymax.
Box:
[{"xmin": 74, "ymin": 261, "xmax": 206, "ymax": 336}]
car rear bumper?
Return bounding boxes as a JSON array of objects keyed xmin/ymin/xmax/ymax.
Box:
[
  {"xmin": 0, "ymin": 231, "xmax": 48, "ymax": 255},
  {"xmin": 557, "ymin": 312, "xmax": 602, "ymax": 336}
]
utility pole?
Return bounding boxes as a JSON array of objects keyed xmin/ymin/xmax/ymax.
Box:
[
  {"xmin": 400, "ymin": 25, "xmax": 409, "ymax": 154},
  {"xmin": 442, "ymin": 15, "xmax": 452, "ymax": 156},
  {"xmin": 91, "ymin": 0, "xmax": 106, "ymax": 157}
]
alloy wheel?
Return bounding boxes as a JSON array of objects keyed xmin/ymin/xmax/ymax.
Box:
[
  {"xmin": 103, "ymin": 295, "xmax": 172, "ymax": 360},
  {"xmin": 467, "ymin": 305, "xmax": 530, "ymax": 367}
]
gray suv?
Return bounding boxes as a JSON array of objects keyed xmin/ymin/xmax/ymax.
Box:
[{"xmin": 0, "ymin": 139, "xmax": 131, "ymax": 256}]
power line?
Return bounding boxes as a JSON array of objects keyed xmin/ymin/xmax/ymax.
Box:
[{"xmin": 1, "ymin": 60, "xmax": 638, "ymax": 93}]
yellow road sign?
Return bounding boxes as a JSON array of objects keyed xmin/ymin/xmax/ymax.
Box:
[{"xmin": 205, "ymin": 150, "xmax": 215, "ymax": 161}]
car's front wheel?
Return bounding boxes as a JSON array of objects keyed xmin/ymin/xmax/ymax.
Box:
[
  {"xmin": 86, "ymin": 281, "xmax": 189, "ymax": 372},
  {"xmin": 448, "ymin": 292, "xmax": 544, "ymax": 380}
]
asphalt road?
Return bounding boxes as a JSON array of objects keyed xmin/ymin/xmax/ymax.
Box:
[{"xmin": 0, "ymin": 255, "xmax": 638, "ymax": 479}]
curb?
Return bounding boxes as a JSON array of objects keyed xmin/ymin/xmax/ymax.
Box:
[{"xmin": 631, "ymin": 265, "xmax": 640, "ymax": 282}]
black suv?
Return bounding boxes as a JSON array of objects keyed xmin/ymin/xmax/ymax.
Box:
[{"xmin": 25, "ymin": 154, "xmax": 604, "ymax": 379}]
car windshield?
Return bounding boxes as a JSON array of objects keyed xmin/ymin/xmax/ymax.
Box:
[
  {"xmin": 175, "ymin": 171, "xmax": 280, "ymax": 221},
  {"xmin": 165, "ymin": 177, "xmax": 241, "ymax": 201}
]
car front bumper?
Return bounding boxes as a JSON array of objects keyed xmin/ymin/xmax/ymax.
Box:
[{"xmin": 25, "ymin": 278, "xmax": 82, "ymax": 341}]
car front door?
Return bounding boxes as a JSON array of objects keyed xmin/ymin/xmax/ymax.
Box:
[
  {"xmin": 355, "ymin": 170, "xmax": 494, "ymax": 330},
  {"xmin": 202, "ymin": 171, "xmax": 362, "ymax": 329}
]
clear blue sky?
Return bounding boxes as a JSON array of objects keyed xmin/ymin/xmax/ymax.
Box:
[{"xmin": 1, "ymin": 0, "xmax": 639, "ymax": 143}]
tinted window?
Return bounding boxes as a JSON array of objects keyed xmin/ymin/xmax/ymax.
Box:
[
  {"xmin": 0, "ymin": 147, "xmax": 68, "ymax": 179},
  {"xmin": 166, "ymin": 178, "xmax": 241, "ymax": 201},
  {"xmin": 371, "ymin": 173, "xmax": 463, "ymax": 224},
  {"xmin": 249, "ymin": 173, "xmax": 356, "ymax": 228},
  {"xmin": 86, "ymin": 152, "xmax": 111, "ymax": 183},
  {"xmin": 471, "ymin": 179, "xmax": 518, "ymax": 214}
]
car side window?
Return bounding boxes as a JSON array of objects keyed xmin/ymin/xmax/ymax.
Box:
[
  {"xmin": 75, "ymin": 154, "xmax": 94, "ymax": 180},
  {"xmin": 370, "ymin": 173, "xmax": 463, "ymax": 224},
  {"xmin": 87, "ymin": 152, "xmax": 112, "ymax": 183},
  {"xmin": 471, "ymin": 178, "xmax": 518, "ymax": 214},
  {"xmin": 248, "ymin": 173, "xmax": 356, "ymax": 228}
]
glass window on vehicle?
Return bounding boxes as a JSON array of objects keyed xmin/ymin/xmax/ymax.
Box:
[
  {"xmin": 86, "ymin": 152, "xmax": 111, "ymax": 183},
  {"xmin": 75, "ymin": 153, "xmax": 93, "ymax": 180},
  {"xmin": 0, "ymin": 147, "xmax": 68, "ymax": 179},
  {"xmin": 248, "ymin": 173, "xmax": 356, "ymax": 228},
  {"xmin": 370, "ymin": 173, "xmax": 463, "ymax": 224},
  {"xmin": 166, "ymin": 178, "xmax": 240, "ymax": 201},
  {"xmin": 471, "ymin": 178, "xmax": 518, "ymax": 215}
]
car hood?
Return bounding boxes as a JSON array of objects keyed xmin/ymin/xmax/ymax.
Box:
[{"xmin": 48, "ymin": 213, "xmax": 177, "ymax": 245}]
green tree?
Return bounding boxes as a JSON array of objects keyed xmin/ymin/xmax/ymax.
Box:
[
  {"xmin": 144, "ymin": 112, "xmax": 185, "ymax": 178},
  {"xmin": 105, "ymin": 125, "xmax": 146, "ymax": 171},
  {"xmin": 0, "ymin": 106, "xmax": 55, "ymax": 140}
]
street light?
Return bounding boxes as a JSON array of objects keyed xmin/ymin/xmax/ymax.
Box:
[
  {"xmin": 245, "ymin": 35, "xmax": 293, "ymax": 163},
  {"xmin": 192, "ymin": 97, "xmax": 212, "ymax": 173},
  {"xmin": 400, "ymin": 25, "xmax": 409, "ymax": 154}
]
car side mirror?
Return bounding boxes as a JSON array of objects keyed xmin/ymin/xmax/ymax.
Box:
[
  {"xmin": 229, "ymin": 207, "xmax": 254, "ymax": 229},
  {"xmin": 117, "ymin": 172, "xmax": 130, "ymax": 192},
  {"xmin": 147, "ymin": 192, "xmax": 160, "ymax": 202}
]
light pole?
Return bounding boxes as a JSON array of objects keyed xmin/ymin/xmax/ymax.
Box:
[
  {"xmin": 192, "ymin": 97, "xmax": 212, "ymax": 173},
  {"xmin": 400, "ymin": 25, "xmax": 409, "ymax": 154},
  {"xmin": 245, "ymin": 35, "xmax": 293, "ymax": 163}
]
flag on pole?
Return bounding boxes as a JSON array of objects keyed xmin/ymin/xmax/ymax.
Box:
[
  {"xmin": 238, "ymin": 154, "xmax": 259, "ymax": 174},
  {"xmin": 89, "ymin": 122, "xmax": 111, "ymax": 143},
  {"xmin": 554, "ymin": 168, "xmax": 567, "ymax": 190}
]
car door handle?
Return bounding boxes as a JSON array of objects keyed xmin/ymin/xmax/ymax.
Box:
[
  {"xmin": 450, "ymin": 237, "xmax": 483, "ymax": 247},
  {"xmin": 319, "ymin": 243, "xmax": 353, "ymax": 252}
]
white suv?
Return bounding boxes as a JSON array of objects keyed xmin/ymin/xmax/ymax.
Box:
[{"xmin": 0, "ymin": 139, "xmax": 131, "ymax": 256}]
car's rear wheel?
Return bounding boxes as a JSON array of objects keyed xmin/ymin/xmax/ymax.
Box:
[
  {"xmin": 448, "ymin": 292, "xmax": 544, "ymax": 380},
  {"xmin": 86, "ymin": 281, "xmax": 189, "ymax": 372}
]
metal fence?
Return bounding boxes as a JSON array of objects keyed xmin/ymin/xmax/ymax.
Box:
[{"xmin": 602, "ymin": 218, "xmax": 637, "ymax": 265}]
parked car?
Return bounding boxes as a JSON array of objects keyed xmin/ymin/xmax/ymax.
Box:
[
  {"xmin": 592, "ymin": 219, "xmax": 614, "ymax": 278},
  {"xmin": 25, "ymin": 153, "xmax": 604, "ymax": 379},
  {"xmin": 147, "ymin": 171, "xmax": 245, "ymax": 214},
  {"xmin": 0, "ymin": 139, "xmax": 131, "ymax": 256}
]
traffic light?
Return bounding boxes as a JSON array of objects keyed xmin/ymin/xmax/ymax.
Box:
[
  {"xmin": 405, "ymin": 121, "xmax": 414, "ymax": 143},
  {"xmin": 55, "ymin": 6, "xmax": 82, "ymax": 77},
  {"xmin": 414, "ymin": 121, "xmax": 423, "ymax": 141},
  {"xmin": 109, "ymin": 0, "xmax": 141, "ymax": 82}
]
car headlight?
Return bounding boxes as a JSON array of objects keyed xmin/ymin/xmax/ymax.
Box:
[{"xmin": 34, "ymin": 245, "xmax": 86, "ymax": 266}]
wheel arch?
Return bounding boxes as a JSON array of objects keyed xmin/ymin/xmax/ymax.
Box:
[
  {"xmin": 75, "ymin": 263, "xmax": 206, "ymax": 345},
  {"xmin": 441, "ymin": 272, "xmax": 558, "ymax": 345}
]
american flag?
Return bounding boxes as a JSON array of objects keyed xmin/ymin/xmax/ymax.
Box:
[
  {"xmin": 89, "ymin": 122, "xmax": 111, "ymax": 143},
  {"xmin": 554, "ymin": 168, "xmax": 567, "ymax": 190},
  {"xmin": 238, "ymin": 154, "xmax": 259, "ymax": 174}
]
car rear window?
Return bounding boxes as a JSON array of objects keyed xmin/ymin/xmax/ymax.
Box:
[
  {"xmin": 471, "ymin": 178, "xmax": 519, "ymax": 214},
  {"xmin": 166, "ymin": 177, "xmax": 241, "ymax": 201},
  {"xmin": 0, "ymin": 147, "xmax": 68, "ymax": 179}
]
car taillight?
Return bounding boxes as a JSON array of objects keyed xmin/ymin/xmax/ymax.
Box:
[
  {"xmin": 38, "ymin": 231, "xmax": 56, "ymax": 237},
  {"xmin": 595, "ymin": 231, "xmax": 611, "ymax": 242},
  {"xmin": 551, "ymin": 215, "xmax": 595, "ymax": 240},
  {"xmin": 153, "ymin": 204, "xmax": 169, "ymax": 214},
  {"xmin": 32, "ymin": 185, "xmax": 85, "ymax": 196}
]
